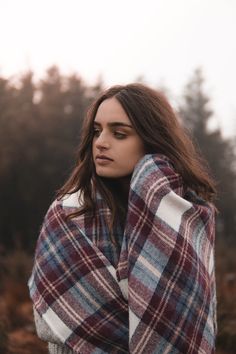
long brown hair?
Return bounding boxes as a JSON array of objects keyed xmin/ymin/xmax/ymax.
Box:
[{"xmin": 58, "ymin": 83, "xmax": 216, "ymax": 236}]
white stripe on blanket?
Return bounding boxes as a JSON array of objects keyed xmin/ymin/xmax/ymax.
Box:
[
  {"xmin": 208, "ymin": 249, "xmax": 214, "ymax": 274},
  {"xmin": 156, "ymin": 191, "xmax": 192, "ymax": 232},
  {"xmin": 119, "ymin": 278, "xmax": 128, "ymax": 300},
  {"xmin": 62, "ymin": 191, "xmax": 83, "ymax": 208},
  {"xmin": 43, "ymin": 308, "xmax": 73, "ymax": 343},
  {"xmin": 129, "ymin": 309, "xmax": 140, "ymax": 341}
]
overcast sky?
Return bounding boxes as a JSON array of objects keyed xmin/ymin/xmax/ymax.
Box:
[{"xmin": 0, "ymin": 0, "xmax": 235, "ymax": 136}]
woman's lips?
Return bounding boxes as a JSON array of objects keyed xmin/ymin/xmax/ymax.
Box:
[
  {"xmin": 96, "ymin": 155, "xmax": 113, "ymax": 160},
  {"xmin": 96, "ymin": 155, "xmax": 113, "ymax": 164}
]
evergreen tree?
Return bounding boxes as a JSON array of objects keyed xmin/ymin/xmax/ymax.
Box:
[
  {"xmin": 179, "ymin": 68, "xmax": 236, "ymax": 241},
  {"xmin": 0, "ymin": 67, "xmax": 103, "ymax": 250}
]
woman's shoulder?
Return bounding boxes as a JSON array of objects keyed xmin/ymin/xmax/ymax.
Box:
[
  {"xmin": 38, "ymin": 191, "xmax": 84, "ymax": 241},
  {"xmin": 44, "ymin": 191, "xmax": 84, "ymax": 220}
]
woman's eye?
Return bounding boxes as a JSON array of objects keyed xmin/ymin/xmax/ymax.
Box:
[
  {"xmin": 93, "ymin": 129, "xmax": 101, "ymax": 137},
  {"xmin": 114, "ymin": 131, "xmax": 126, "ymax": 139}
]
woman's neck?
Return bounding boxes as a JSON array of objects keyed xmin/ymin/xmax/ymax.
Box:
[{"xmin": 117, "ymin": 176, "xmax": 131, "ymax": 199}]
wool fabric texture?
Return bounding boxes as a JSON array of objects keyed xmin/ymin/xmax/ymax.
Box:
[{"xmin": 29, "ymin": 154, "xmax": 217, "ymax": 353}]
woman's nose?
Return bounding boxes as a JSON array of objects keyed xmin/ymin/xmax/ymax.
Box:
[{"xmin": 95, "ymin": 132, "xmax": 110, "ymax": 149}]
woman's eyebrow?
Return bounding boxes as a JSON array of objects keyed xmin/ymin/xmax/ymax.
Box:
[{"xmin": 94, "ymin": 121, "xmax": 133, "ymax": 128}]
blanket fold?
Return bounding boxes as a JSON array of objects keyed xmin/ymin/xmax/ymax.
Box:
[{"xmin": 29, "ymin": 154, "xmax": 216, "ymax": 354}]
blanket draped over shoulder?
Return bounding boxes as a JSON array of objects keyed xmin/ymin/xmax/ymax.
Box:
[{"xmin": 28, "ymin": 154, "xmax": 217, "ymax": 354}]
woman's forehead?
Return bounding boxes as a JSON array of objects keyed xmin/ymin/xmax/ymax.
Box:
[{"xmin": 95, "ymin": 98, "xmax": 131, "ymax": 125}]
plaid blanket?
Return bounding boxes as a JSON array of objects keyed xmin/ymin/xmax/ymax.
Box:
[{"xmin": 28, "ymin": 154, "xmax": 217, "ymax": 353}]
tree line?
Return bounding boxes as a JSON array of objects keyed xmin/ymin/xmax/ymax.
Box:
[{"xmin": 0, "ymin": 66, "xmax": 235, "ymax": 251}]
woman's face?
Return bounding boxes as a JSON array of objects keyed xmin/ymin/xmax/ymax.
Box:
[{"xmin": 92, "ymin": 97, "xmax": 145, "ymax": 179}]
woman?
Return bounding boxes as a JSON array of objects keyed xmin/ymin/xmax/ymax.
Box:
[{"xmin": 29, "ymin": 83, "xmax": 217, "ymax": 353}]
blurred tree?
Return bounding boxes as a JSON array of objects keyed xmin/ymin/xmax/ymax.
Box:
[
  {"xmin": 0, "ymin": 67, "xmax": 103, "ymax": 250},
  {"xmin": 0, "ymin": 71, "xmax": 39, "ymax": 248},
  {"xmin": 179, "ymin": 68, "xmax": 236, "ymax": 241},
  {"xmin": 37, "ymin": 66, "xmax": 103, "ymax": 199}
]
